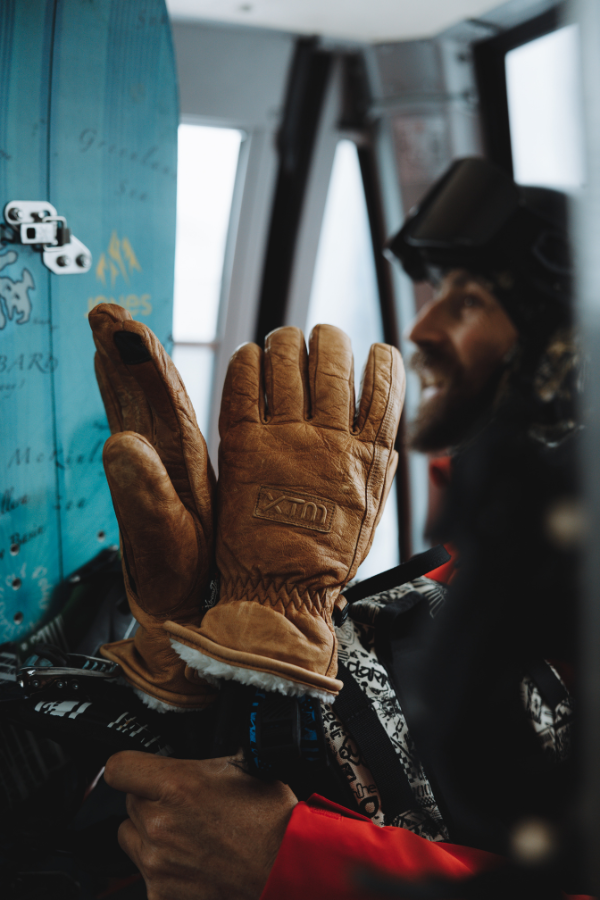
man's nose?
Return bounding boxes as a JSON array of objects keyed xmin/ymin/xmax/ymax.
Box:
[{"xmin": 405, "ymin": 298, "xmax": 448, "ymax": 347}]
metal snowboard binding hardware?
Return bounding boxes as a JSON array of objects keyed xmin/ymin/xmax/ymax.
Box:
[
  {"xmin": 0, "ymin": 647, "xmax": 174, "ymax": 760},
  {"xmin": 2, "ymin": 201, "xmax": 92, "ymax": 274},
  {"xmin": 17, "ymin": 648, "xmax": 121, "ymax": 700}
]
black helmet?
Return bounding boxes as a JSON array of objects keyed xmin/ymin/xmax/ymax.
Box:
[{"xmin": 387, "ymin": 157, "xmax": 572, "ymax": 337}]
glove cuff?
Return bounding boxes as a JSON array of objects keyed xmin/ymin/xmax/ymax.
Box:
[
  {"xmin": 100, "ymin": 639, "xmax": 217, "ymax": 711},
  {"xmin": 165, "ymin": 594, "xmax": 344, "ymax": 703}
]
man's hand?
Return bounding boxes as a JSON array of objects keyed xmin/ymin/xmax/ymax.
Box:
[{"xmin": 104, "ymin": 751, "xmax": 298, "ymax": 900}]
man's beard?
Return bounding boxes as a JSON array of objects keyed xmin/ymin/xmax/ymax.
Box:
[{"xmin": 408, "ymin": 348, "xmax": 500, "ymax": 453}]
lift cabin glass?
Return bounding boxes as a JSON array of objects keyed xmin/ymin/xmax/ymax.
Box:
[
  {"xmin": 172, "ymin": 124, "xmax": 242, "ymax": 437},
  {"xmin": 505, "ymin": 23, "xmax": 585, "ymax": 190}
]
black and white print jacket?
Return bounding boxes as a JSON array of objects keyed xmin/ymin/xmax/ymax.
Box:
[{"xmin": 320, "ymin": 576, "xmax": 573, "ymax": 842}]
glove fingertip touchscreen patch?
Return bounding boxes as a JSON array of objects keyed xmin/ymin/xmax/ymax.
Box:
[
  {"xmin": 253, "ymin": 485, "xmax": 335, "ymax": 533},
  {"xmin": 114, "ymin": 330, "xmax": 152, "ymax": 365}
]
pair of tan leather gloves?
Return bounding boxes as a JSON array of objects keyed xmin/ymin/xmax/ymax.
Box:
[{"xmin": 90, "ymin": 304, "xmax": 405, "ymax": 711}]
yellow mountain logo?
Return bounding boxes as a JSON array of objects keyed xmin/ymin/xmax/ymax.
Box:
[
  {"xmin": 96, "ymin": 232, "xmax": 141, "ymax": 287},
  {"xmin": 87, "ymin": 231, "xmax": 151, "ymax": 318}
]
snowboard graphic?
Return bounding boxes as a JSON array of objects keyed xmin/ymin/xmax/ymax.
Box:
[{"xmin": 0, "ymin": 0, "xmax": 178, "ymax": 641}]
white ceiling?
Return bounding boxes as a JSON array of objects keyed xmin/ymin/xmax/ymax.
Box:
[{"xmin": 165, "ymin": 0, "xmax": 501, "ymax": 43}]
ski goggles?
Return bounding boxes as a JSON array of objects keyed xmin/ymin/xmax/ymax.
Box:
[{"xmin": 386, "ymin": 157, "xmax": 571, "ymax": 300}]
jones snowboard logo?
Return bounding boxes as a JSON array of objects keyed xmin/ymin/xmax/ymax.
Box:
[
  {"xmin": 0, "ymin": 251, "xmax": 34, "ymax": 330},
  {"xmin": 87, "ymin": 230, "xmax": 151, "ymax": 318},
  {"xmin": 253, "ymin": 485, "xmax": 335, "ymax": 533}
]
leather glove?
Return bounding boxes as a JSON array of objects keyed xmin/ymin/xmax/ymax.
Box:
[
  {"xmin": 166, "ymin": 325, "xmax": 405, "ymax": 701},
  {"xmin": 90, "ymin": 304, "xmax": 216, "ymax": 711}
]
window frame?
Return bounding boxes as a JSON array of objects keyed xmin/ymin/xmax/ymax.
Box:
[
  {"xmin": 170, "ymin": 20, "xmax": 296, "ymax": 461},
  {"xmin": 473, "ymin": 4, "xmax": 567, "ymax": 175}
]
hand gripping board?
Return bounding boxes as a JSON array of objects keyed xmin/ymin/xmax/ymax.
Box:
[{"xmin": 0, "ymin": 0, "xmax": 177, "ymax": 642}]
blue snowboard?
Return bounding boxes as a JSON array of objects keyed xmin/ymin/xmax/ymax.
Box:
[{"xmin": 0, "ymin": 0, "xmax": 178, "ymax": 641}]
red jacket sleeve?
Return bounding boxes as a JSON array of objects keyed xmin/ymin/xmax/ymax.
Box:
[
  {"xmin": 261, "ymin": 796, "xmax": 594, "ymax": 900},
  {"xmin": 261, "ymin": 795, "xmax": 500, "ymax": 900},
  {"xmin": 426, "ymin": 542, "xmax": 458, "ymax": 584}
]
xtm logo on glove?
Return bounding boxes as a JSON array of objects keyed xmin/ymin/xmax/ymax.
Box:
[{"xmin": 253, "ymin": 485, "xmax": 335, "ymax": 533}]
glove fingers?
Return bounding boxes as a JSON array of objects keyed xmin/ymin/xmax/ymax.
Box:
[
  {"xmin": 264, "ymin": 327, "xmax": 309, "ymax": 422},
  {"xmin": 308, "ymin": 325, "xmax": 354, "ymax": 430},
  {"xmin": 103, "ymin": 432, "xmax": 207, "ymax": 619},
  {"xmin": 219, "ymin": 341, "xmax": 265, "ymax": 434},
  {"xmin": 346, "ymin": 447, "xmax": 400, "ymax": 584},
  {"xmin": 91, "ymin": 304, "xmax": 154, "ymax": 439},
  {"xmin": 355, "ymin": 343, "xmax": 406, "ymax": 447},
  {"xmin": 373, "ymin": 449, "xmax": 399, "ymax": 531},
  {"xmin": 94, "ymin": 351, "xmax": 123, "ymax": 434}
]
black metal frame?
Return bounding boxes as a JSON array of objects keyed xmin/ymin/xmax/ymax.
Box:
[
  {"xmin": 254, "ymin": 39, "xmax": 332, "ymax": 344},
  {"xmin": 473, "ymin": 4, "xmax": 565, "ymax": 174}
]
